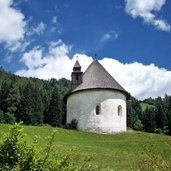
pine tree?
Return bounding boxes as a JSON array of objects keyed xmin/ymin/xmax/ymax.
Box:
[
  {"xmin": 168, "ymin": 109, "xmax": 171, "ymax": 135},
  {"xmin": 45, "ymin": 85, "xmax": 62, "ymax": 127},
  {"xmin": 142, "ymin": 107, "xmax": 156, "ymax": 133},
  {"xmin": 127, "ymin": 97, "xmax": 142, "ymax": 128},
  {"xmin": 0, "ymin": 110, "xmax": 4, "ymax": 123},
  {"xmin": 155, "ymin": 97, "xmax": 167, "ymax": 129},
  {"xmin": 164, "ymin": 95, "xmax": 171, "ymax": 134},
  {"xmin": 0, "ymin": 81, "xmax": 12, "ymax": 112},
  {"xmin": 5, "ymin": 83, "xmax": 21, "ymax": 115},
  {"xmin": 16, "ymin": 83, "xmax": 44, "ymax": 125}
]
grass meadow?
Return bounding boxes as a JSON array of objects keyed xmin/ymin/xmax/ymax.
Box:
[
  {"xmin": 0, "ymin": 124, "xmax": 171, "ymax": 170},
  {"xmin": 140, "ymin": 102, "xmax": 155, "ymax": 111}
]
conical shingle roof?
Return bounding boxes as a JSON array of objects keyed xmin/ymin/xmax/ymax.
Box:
[
  {"xmin": 72, "ymin": 60, "xmax": 129, "ymax": 97},
  {"xmin": 73, "ymin": 60, "xmax": 81, "ymax": 68}
]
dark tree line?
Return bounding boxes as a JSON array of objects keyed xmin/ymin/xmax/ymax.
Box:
[
  {"xmin": 0, "ymin": 67, "xmax": 70, "ymax": 127},
  {"xmin": 127, "ymin": 95, "xmax": 171, "ymax": 135},
  {"xmin": 1, "ymin": 67, "xmax": 171, "ymax": 135}
]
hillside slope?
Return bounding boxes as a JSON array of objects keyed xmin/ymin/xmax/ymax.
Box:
[
  {"xmin": 0, "ymin": 124, "xmax": 171, "ymax": 170},
  {"xmin": 140, "ymin": 102, "xmax": 155, "ymax": 111}
]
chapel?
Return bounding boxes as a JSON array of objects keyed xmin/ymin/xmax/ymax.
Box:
[{"xmin": 65, "ymin": 59, "xmax": 129, "ymax": 133}]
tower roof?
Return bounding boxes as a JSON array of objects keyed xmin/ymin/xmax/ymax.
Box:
[
  {"xmin": 73, "ymin": 60, "xmax": 81, "ymax": 68},
  {"xmin": 72, "ymin": 60, "xmax": 129, "ymax": 97}
]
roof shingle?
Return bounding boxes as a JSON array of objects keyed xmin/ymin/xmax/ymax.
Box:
[
  {"xmin": 73, "ymin": 60, "xmax": 81, "ymax": 68},
  {"xmin": 72, "ymin": 60, "xmax": 129, "ymax": 97}
]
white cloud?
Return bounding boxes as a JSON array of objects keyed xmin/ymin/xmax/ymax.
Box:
[
  {"xmin": 19, "ymin": 46, "xmax": 45, "ymax": 69},
  {"xmin": 16, "ymin": 40, "xmax": 171, "ymax": 100},
  {"xmin": 101, "ymin": 31, "xmax": 118, "ymax": 42},
  {"xmin": 28, "ymin": 22, "xmax": 46, "ymax": 35},
  {"xmin": 97, "ymin": 31, "xmax": 119, "ymax": 50},
  {"xmin": 52, "ymin": 16, "xmax": 58, "ymax": 24},
  {"xmin": 100, "ymin": 59, "xmax": 171, "ymax": 100},
  {"xmin": 50, "ymin": 16, "xmax": 63, "ymax": 34},
  {"xmin": 4, "ymin": 55, "xmax": 12, "ymax": 63},
  {"xmin": 15, "ymin": 40, "xmax": 84, "ymax": 79},
  {"xmin": 125, "ymin": 0, "xmax": 171, "ymax": 32},
  {"xmin": 0, "ymin": 0, "xmax": 26, "ymax": 46},
  {"xmin": 51, "ymin": 27, "xmax": 57, "ymax": 32},
  {"xmin": 102, "ymin": 34, "xmax": 111, "ymax": 41},
  {"xmin": 5, "ymin": 40, "xmax": 31, "ymax": 52}
]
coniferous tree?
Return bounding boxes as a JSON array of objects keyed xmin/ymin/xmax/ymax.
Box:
[
  {"xmin": 45, "ymin": 85, "xmax": 62, "ymax": 127},
  {"xmin": 16, "ymin": 83, "xmax": 44, "ymax": 125},
  {"xmin": 0, "ymin": 81, "xmax": 12, "ymax": 112},
  {"xmin": 0, "ymin": 67, "xmax": 71, "ymax": 126},
  {"xmin": 57, "ymin": 78, "xmax": 70, "ymax": 125},
  {"xmin": 155, "ymin": 97, "xmax": 167, "ymax": 129},
  {"xmin": 127, "ymin": 97, "xmax": 142, "ymax": 128},
  {"xmin": 143, "ymin": 97, "xmax": 155, "ymax": 105},
  {"xmin": 164, "ymin": 95, "xmax": 171, "ymax": 133},
  {"xmin": 5, "ymin": 83, "xmax": 21, "ymax": 115},
  {"xmin": 168, "ymin": 109, "xmax": 171, "ymax": 135},
  {"xmin": 3, "ymin": 112, "xmax": 16, "ymax": 124},
  {"xmin": 142, "ymin": 107, "xmax": 156, "ymax": 133},
  {"xmin": 0, "ymin": 110, "xmax": 4, "ymax": 123}
]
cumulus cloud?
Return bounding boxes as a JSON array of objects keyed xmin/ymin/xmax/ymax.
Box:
[
  {"xmin": 125, "ymin": 0, "xmax": 171, "ymax": 32},
  {"xmin": 16, "ymin": 40, "xmax": 171, "ymax": 100},
  {"xmin": 16, "ymin": 40, "xmax": 92, "ymax": 79},
  {"xmin": 101, "ymin": 59, "xmax": 171, "ymax": 100},
  {"xmin": 0, "ymin": 0, "xmax": 26, "ymax": 47}
]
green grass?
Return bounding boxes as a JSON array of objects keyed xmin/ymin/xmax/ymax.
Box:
[
  {"xmin": 140, "ymin": 102, "xmax": 155, "ymax": 111},
  {"xmin": 0, "ymin": 124, "xmax": 171, "ymax": 170}
]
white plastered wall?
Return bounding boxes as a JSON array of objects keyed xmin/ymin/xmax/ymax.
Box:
[{"xmin": 67, "ymin": 89, "xmax": 127, "ymax": 133}]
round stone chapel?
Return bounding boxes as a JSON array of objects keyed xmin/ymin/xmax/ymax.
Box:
[{"xmin": 65, "ymin": 60, "xmax": 129, "ymax": 133}]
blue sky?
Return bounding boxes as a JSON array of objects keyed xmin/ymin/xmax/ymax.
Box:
[{"xmin": 0, "ymin": 0, "xmax": 171, "ymax": 99}]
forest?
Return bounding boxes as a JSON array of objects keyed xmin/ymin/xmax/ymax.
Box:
[
  {"xmin": 0, "ymin": 67, "xmax": 70, "ymax": 127},
  {"xmin": 0, "ymin": 67, "xmax": 171, "ymax": 135}
]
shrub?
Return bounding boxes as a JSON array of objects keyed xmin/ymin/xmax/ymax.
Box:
[
  {"xmin": 154, "ymin": 128, "xmax": 163, "ymax": 134},
  {"xmin": 65, "ymin": 119, "xmax": 78, "ymax": 130},
  {"xmin": 132, "ymin": 118, "xmax": 144, "ymax": 131},
  {"xmin": 0, "ymin": 110, "xmax": 4, "ymax": 123},
  {"xmin": 163, "ymin": 126, "xmax": 169, "ymax": 135},
  {"xmin": 0, "ymin": 123, "xmax": 96, "ymax": 171},
  {"xmin": 3, "ymin": 112, "xmax": 16, "ymax": 124},
  {"xmin": 0, "ymin": 123, "xmax": 40, "ymax": 170}
]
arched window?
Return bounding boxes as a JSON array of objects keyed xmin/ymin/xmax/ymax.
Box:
[
  {"xmin": 118, "ymin": 105, "xmax": 122, "ymax": 116},
  {"xmin": 96, "ymin": 104, "xmax": 101, "ymax": 115}
]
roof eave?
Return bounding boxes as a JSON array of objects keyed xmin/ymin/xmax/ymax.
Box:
[{"xmin": 63, "ymin": 88, "xmax": 130, "ymax": 103}]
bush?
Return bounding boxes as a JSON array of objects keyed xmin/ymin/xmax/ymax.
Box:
[
  {"xmin": 65, "ymin": 119, "xmax": 78, "ymax": 130},
  {"xmin": 0, "ymin": 123, "xmax": 96, "ymax": 171},
  {"xmin": 3, "ymin": 112, "xmax": 16, "ymax": 124},
  {"xmin": 154, "ymin": 128, "xmax": 163, "ymax": 134},
  {"xmin": 0, "ymin": 110, "xmax": 4, "ymax": 123},
  {"xmin": 163, "ymin": 126, "xmax": 169, "ymax": 135},
  {"xmin": 0, "ymin": 123, "xmax": 41, "ymax": 170},
  {"xmin": 132, "ymin": 118, "xmax": 144, "ymax": 131}
]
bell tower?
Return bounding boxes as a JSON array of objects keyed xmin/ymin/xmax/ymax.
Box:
[{"xmin": 71, "ymin": 59, "xmax": 83, "ymax": 90}]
